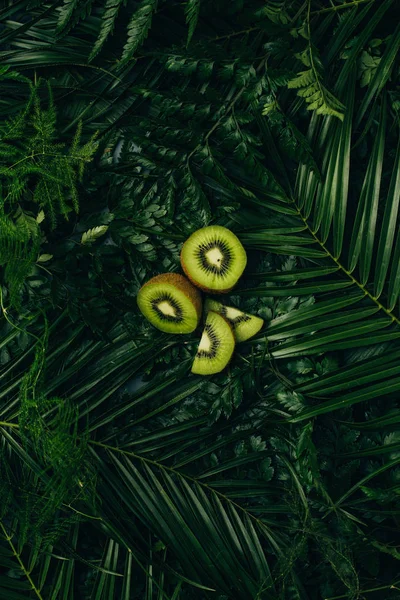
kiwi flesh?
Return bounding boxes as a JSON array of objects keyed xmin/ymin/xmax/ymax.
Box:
[
  {"xmin": 180, "ymin": 225, "xmax": 247, "ymax": 293},
  {"xmin": 205, "ymin": 299, "xmax": 263, "ymax": 342},
  {"xmin": 191, "ymin": 311, "xmax": 235, "ymax": 375},
  {"xmin": 137, "ymin": 273, "xmax": 202, "ymax": 334}
]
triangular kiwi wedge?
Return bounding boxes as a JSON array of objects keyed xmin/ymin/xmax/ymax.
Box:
[
  {"xmin": 191, "ymin": 311, "xmax": 235, "ymax": 375},
  {"xmin": 137, "ymin": 273, "xmax": 202, "ymax": 334},
  {"xmin": 205, "ymin": 299, "xmax": 263, "ymax": 342},
  {"xmin": 180, "ymin": 225, "xmax": 247, "ymax": 293}
]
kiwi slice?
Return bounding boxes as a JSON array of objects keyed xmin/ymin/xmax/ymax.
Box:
[
  {"xmin": 137, "ymin": 273, "xmax": 202, "ymax": 334},
  {"xmin": 205, "ymin": 299, "xmax": 264, "ymax": 342},
  {"xmin": 191, "ymin": 311, "xmax": 235, "ymax": 375},
  {"xmin": 180, "ymin": 225, "xmax": 247, "ymax": 293}
]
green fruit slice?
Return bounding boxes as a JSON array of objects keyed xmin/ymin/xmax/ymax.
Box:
[
  {"xmin": 137, "ymin": 273, "xmax": 202, "ymax": 334},
  {"xmin": 181, "ymin": 225, "xmax": 247, "ymax": 293},
  {"xmin": 205, "ymin": 299, "xmax": 264, "ymax": 342},
  {"xmin": 191, "ymin": 311, "xmax": 235, "ymax": 375}
]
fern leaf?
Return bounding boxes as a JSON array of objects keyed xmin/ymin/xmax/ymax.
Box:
[
  {"xmin": 121, "ymin": 0, "xmax": 157, "ymax": 64},
  {"xmin": 14, "ymin": 207, "xmax": 39, "ymax": 239},
  {"xmin": 288, "ymin": 69, "xmax": 315, "ymax": 89},
  {"xmin": 0, "ymin": 214, "xmax": 39, "ymax": 309},
  {"xmin": 89, "ymin": 0, "xmax": 126, "ymax": 61},
  {"xmin": 57, "ymin": 0, "xmax": 94, "ymax": 36},
  {"xmin": 81, "ymin": 225, "xmax": 109, "ymax": 244},
  {"xmin": 289, "ymin": 69, "xmax": 345, "ymax": 121},
  {"xmin": 297, "ymin": 83, "xmax": 319, "ymax": 98},
  {"xmin": 0, "ymin": 83, "xmax": 35, "ymax": 142},
  {"xmin": 0, "ymin": 65, "xmax": 30, "ymax": 84},
  {"xmin": 34, "ymin": 178, "xmax": 58, "ymax": 228},
  {"xmin": 185, "ymin": 0, "xmax": 200, "ymax": 45}
]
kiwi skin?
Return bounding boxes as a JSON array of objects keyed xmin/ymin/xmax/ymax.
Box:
[
  {"xmin": 180, "ymin": 226, "xmax": 246, "ymax": 294},
  {"xmin": 204, "ymin": 299, "xmax": 264, "ymax": 342},
  {"xmin": 139, "ymin": 273, "xmax": 202, "ymax": 324}
]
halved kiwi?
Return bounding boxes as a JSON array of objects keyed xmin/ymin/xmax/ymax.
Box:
[
  {"xmin": 180, "ymin": 225, "xmax": 247, "ymax": 293},
  {"xmin": 205, "ymin": 299, "xmax": 264, "ymax": 342},
  {"xmin": 191, "ymin": 311, "xmax": 235, "ymax": 375},
  {"xmin": 137, "ymin": 273, "xmax": 202, "ymax": 334}
]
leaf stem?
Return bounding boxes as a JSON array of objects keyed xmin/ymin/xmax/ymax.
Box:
[
  {"xmin": 209, "ymin": 27, "xmax": 260, "ymax": 42},
  {"xmin": 306, "ymin": 0, "xmax": 330, "ymax": 113},
  {"xmin": 90, "ymin": 440, "xmax": 280, "ymax": 540},
  {"xmin": 311, "ymin": 0, "xmax": 375, "ymax": 15},
  {"xmin": 294, "ymin": 206, "xmax": 400, "ymax": 325},
  {"xmin": 6, "ymin": 151, "xmax": 92, "ymax": 172},
  {"xmin": 325, "ymin": 579, "xmax": 400, "ymax": 599},
  {"xmin": 0, "ymin": 520, "xmax": 43, "ymax": 599},
  {"xmin": 187, "ymin": 56, "xmax": 267, "ymax": 162}
]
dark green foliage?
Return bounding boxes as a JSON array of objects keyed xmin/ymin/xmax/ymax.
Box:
[
  {"xmin": 122, "ymin": 0, "xmax": 158, "ymax": 63},
  {"xmin": 1, "ymin": 0, "xmax": 400, "ymax": 599},
  {"xmin": 0, "ymin": 214, "xmax": 39, "ymax": 309}
]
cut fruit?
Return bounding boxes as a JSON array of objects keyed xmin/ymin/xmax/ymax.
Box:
[
  {"xmin": 205, "ymin": 299, "xmax": 264, "ymax": 342},
  {"xmin": 137, "ymin": 273, "xmax": 202, "ymax": 334},
  {"xmin": 191, "ymin": 311, "xmax": 235, "ymax": 375},
  {"xmin": 180, "ymin": 225, "xmax": 247, "ymax": 293}
]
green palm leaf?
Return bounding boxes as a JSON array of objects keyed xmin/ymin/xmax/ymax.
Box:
[{"xmin": 1, "ymin": 1, "xmax": 400, "ymax": 598}]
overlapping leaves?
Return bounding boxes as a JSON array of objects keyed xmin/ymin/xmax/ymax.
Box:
[{"xmin": 0, "ymin": 0, "xmax": 400, "ymax": 599}]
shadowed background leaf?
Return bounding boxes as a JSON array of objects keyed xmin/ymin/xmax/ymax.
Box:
[{"xmin": 0, "ymin": 0, "xmax": 400, "ymax": 598}]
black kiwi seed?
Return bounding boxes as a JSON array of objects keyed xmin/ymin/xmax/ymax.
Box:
[
  {"xmin": 195, "ymin": 238, "xmax": 232, "ymax": 276},
  {"xmin": 218, "ymin": 305, "xmax": 251, "ymax": 327},
  {"xmin": 196, "ymin": 323, "xmax": 220, "ymax": 359},
  {"xmin": 229, "ymin": 314, "xmax": 251, "ymax": 327},
  {"xmin": 151, "ymin": 293, "xmax": 184, "ymax": 323}
]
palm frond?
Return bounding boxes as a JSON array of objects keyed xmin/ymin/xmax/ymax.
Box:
[{"xmin": 1, "ymin": 1, "xmax": 400, "ymax": 598}]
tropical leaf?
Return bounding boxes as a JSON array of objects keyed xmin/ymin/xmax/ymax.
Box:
[
  {"xmin": 185, "ymin": 0, "xmax": 200, "ymax": 45},
  {"xmin": 0, "ymin": 1, "xmax": 400, "ymax": 598},
  {"xmin": 121, "ymin": 0, "xmax": 158, "ymax": 64}
]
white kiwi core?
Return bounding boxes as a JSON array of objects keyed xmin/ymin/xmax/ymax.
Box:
[
  {"xmin": 206, "ymin": 246, "xmax": 224, "ymax": 266},
  {"xmin": 198, "ymin": 330, "xmax": 211, "ymax": 352},
  {"xmin": 225, "ymin": 306, "xmax": 243, "ymax": 320},
  {"xmin": 158, "ymin": 301, "xmax": 176, "ymax": 317}
]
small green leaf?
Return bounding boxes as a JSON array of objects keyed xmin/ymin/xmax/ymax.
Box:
[
  {"xmin": 36, "ymin": 210, "xmax": 45, "ymax": 223},
  {"xmin": 81, "ymin": 225, "xmax": 109, "ymax": 244},
  {"xmin": 37, "ymin": 254, "xmax": 53, "ymax": 262}
]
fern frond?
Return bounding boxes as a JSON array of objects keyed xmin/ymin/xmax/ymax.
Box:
[
  {"xmin": 57, "ymin": 0, "xmax": 94, "ymax": 35},
  {"xmin": 0, "ymin": 215, "xmax": 39, "ymax": 308},
  {"xmin": 289, "ymin": 65, "xmax": 345, "ymax": 121},
  {"xmin": 14, "ymin": 206, "xmax": 39, "ymax": 239},
  {"xmin": 185, "ymin": 0, "xmax": 200, "ymax": 45},
  {"xmin": 255, "ymin": 0, "xmax": 290, "ymax": 24},
  {"xmin": 288, "ymin": 12, "xmax": 345, "ymax": 121},
  {"xmin": 121, "ymin": 0, "xmax": 157, "ymax": 63},
  {"xmin": 0, "ymin": 86, "xmax": 97, "ymax": 227},
  {"xmin": 0, "ymin": 82, "xmax": 35, "ymax": 142},
  {"xmin": 0, "ymin": 65, "xmax": 30, "ymax": 84},
  {"xmin": 89, "ymin": 0, "xmax": 126, "ymax": 61},
  {"xmin": 287, "ymin": 69, "xmax": 315, "ymax": 89},
  {"xmin": 81, "ymin": 225, "xmax": 109, "ymax": 244}
]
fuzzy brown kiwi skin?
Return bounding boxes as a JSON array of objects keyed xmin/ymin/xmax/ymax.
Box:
[
  {"xmin": 180, "ymin": 252, "xmax": 235, "ymax": 294},
  {"xmin": 139, "ymin": 273, "xmax": 202, "ymax": 319}
]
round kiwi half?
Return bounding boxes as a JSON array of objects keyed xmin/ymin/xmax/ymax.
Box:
[
  {"xmin": 205, "ymin": 299, "xmax": 264, "ymax": 343},
  {"xmin": 180, "ymin": 225, "xmax": 247, "ymax": 293},
  {"xmin": 137, "ymin": 273, "xmax": 202, "ymax": 334},
  {"xmin": 191, "ymin": 311, "xmax": 235, "ymax": 375}
]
